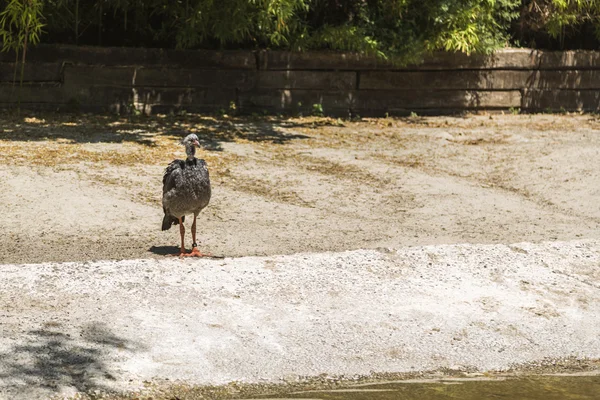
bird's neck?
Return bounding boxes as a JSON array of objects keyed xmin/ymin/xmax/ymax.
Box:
[{"xmin": 185, "ymin": 144, "xmax": 196, "ymax": 160}]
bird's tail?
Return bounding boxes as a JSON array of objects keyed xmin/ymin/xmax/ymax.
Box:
[{"xmin": 161, "ymin": 213, "xmax": 183, "ymax": 231}]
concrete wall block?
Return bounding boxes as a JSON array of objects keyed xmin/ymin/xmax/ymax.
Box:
[
  {"xmin": 522, "ymin": 89, "xmax": 600, "ymax": 111},
  {"xmin": 135, "ymin": 68, "xmax": 256, "ymax": 89},
  {"xmin": 0, "ymin": 63, "xmax": 63, "ymax": 82},
  {"xmin": 65, "ymin": 66, "xmax": 257, "ymax": 89},
  {"xmin": 262, "ymin": 49, "xmax": 542, "ymax": 71},
  {"xmin": 133, "ymin": 87, "xmax": 236, "ymax": 107},
  {"xmin": 0, "ymin": 82, "xmax": 63, "ymax": 103},
  {"xmin": 538, "ymin": 51, "xmax": 600, "ymax": 70},
  {"xmin": 261, "ymin": 51, "xmax": 383, "ymax": 71},
  {"xmin": 355, "ymin": 90, "xmax": 521, "ymax": 112},
  {"xmin": 261, "ymin": 48, "xmax": 597, "ymax": 71},
  {"xmin": 0, "ymin": 45, "xmax": 256, "ymax": 69},
  {"xmin": 409, "ymin": 49, "xmax": 541, "ymax": 71},
  {"xmin": 63, "ymin": 66, "xmax": 137, "ymax": 86},
  {"xmin": 238, "ymin": 89, "xmax": 354, "ymax": 115},
  {"xmin": 62, "ymin": 84, "xmax": 236, "ymax": 112},
  {"xmin": 532, "ymin": 70, "xmax": 600, "ymax": 89},
  {"xmin": 360, "ymin": 70, "xmax": 535, "ymax": 90},
  {"xmin": 361, "ymin": 70, "xmax": 600, "ymax": 91},
  {"xmin": 256, "ymin": 71, "xmax": 356, "ymax": 90},
  {"xmin": 2, "ymin": 44, "xmax": 599, "ymax": 115}
]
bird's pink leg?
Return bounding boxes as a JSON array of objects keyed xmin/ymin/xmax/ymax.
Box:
[
  {"xmin": 183, "ymin": 215, "xmax": 211, "ymax": 257},
  {"xmin": 178, "ymin": 219, "xmax": 187, "ymax": 256},
  {"xmin": 167, "ymin": 218, "xmax": 188, "ymax": 257}
]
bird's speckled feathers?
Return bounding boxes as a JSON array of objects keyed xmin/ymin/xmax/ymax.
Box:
[{"xmin": 161, "ymin": 135, "xmax": 211, "ymax": 231}]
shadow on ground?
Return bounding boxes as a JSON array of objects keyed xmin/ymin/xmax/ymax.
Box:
[
  {"xmin": 0, "ymin": 112, "xmax": 312, "ymax": 151},
  {"xmin": 149, "ymin": 244, "xmax": 181, "ymax": 256},
  {"xmin": 149, "ymin": 245, "xmax": 226, "ymax": 259},
  {"xmin": 0, "ymin": 322, "xmax": 140, "ymax": 397}
]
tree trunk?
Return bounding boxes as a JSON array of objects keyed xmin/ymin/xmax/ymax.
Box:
[
  {"xmin": 18, "ymin": 21, "xmax": 29, "ymax": 114},
  {"xmin": 98, "ymin": 2, "xmax": 103, "ymax": 45},
  {"xmin": 75, "ymin": 0, "xmax": 79, "ymax": 44},
  {"xmin": 10, "ymin": 49, "xmax": 19, "ymax": 107}
]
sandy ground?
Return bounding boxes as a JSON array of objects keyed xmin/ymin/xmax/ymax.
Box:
[
  {"xmin": 0, "ymin": 113, "xmax": 598, "ymax": 263},
  {"xmin": 0, "ymin": 112, "xmax": 599, "ymax": 399},
  {"xmin": 1, "ymin": 240, "xmax": 600, "ymax": 399}
]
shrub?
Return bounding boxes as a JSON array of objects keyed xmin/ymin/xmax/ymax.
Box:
[{"xmin": 3, "ymin": 0, "xmax": 599, "ymax": 61}]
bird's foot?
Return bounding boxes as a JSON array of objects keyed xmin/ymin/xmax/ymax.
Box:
[
  {"xmin": 182, "ymin": 248, "xmax": 212, "ymax": 257},
  {"xmin": 167, "ymin": 251, "xmax": 188, "ymax": 258}
]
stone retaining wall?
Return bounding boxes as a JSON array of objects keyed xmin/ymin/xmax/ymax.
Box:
[{"xmin": 1, "ymin": 45, "xmax": 599, "ymax": 116}]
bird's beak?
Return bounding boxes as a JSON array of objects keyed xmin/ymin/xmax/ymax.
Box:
[{"xmin": 193, "ymin": 139, "xmax": 200, "ymax": 147}]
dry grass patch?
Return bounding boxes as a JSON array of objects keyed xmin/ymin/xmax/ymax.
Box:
[{"xmin": 0, "ymin": 112, "xmax": 247, "ymax": 170}]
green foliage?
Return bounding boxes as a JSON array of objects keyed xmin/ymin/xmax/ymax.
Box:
[
  {"xmin": 0, "ymin": 0, "xmax": 44, "ymax": 52},
  {"xmin": 295, "ymin": 0, "xmax": 521, "ymax": 61},
  {"xmin": 156, "ymin": 0, "xmax": 309, "ymax": 49},
  {"xmin": 2, "ymin": 0, "xmax": 599, "ymax": 62},
  {"xmin": 311, "ymin": 103, "xmax": 324, "ymax": 116},
  {"xmin": 422, "ymin": 0, "xmax": 519, "ymax": 54},
  {"xmin": 0, "ymin": 0, "xmax": 45, "ymax": 112},
  {"xmin": 518, "ymin": 1, "xmax": 600, "ymax": 48},
  {"xmin": 296, "ymin": 25, "xmax": 385, "ymax": 57}
]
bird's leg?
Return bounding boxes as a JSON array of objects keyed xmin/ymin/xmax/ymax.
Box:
[
  {"xmin": 183, "ymin": 214, "xmax": 211, "ymax": 257},
  {"xmin": 167, "ymin": 218, "xmax": 188, "ymax": 257},
  {"xmin": 191, "ymin": 216, "xmax": 197, "ymax": 248},
  {"xmin": 178, "ymin": 218, "xmax": 187, "ymax": 256}
]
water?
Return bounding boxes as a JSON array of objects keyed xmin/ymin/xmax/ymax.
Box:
[{"xmin": 255, "ymin": 375, "xmax": 600, "ymax": 400}]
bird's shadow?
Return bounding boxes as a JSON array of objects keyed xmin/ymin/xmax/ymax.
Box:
[
  {"xmin": 148, "ymin": 245, "xmax": 224, "ymax": 259},
  {"xmin": 148, "ymin": 245, "xmax": 180, "ymax": 256}
]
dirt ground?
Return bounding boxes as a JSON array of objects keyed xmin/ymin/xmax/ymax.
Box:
[{"xmin": 0, "ymin": 112, "xmax": 599, "ymax": 264}]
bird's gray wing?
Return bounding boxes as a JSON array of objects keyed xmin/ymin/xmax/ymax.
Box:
[{"xmin": 162, "ymin": 159, "xmax": 185, "ymax": 195}]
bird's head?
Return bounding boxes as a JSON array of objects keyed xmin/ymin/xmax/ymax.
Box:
[
  {"xmin": 182, "ymin": 133, "xmax": 201, "ymax": 159},
  {"xmin": 182, "ymin": 133, "xmax": 201, "ymax": 148}
]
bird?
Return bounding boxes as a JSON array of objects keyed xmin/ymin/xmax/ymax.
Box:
[{"xmin": 161, "ymin": 133, "xmax": 211, "ymax": 257}]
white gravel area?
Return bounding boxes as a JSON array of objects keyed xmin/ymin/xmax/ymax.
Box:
[{"xmin": 1, "ymin": 239, "xmax": 599, "ymax": 399}]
